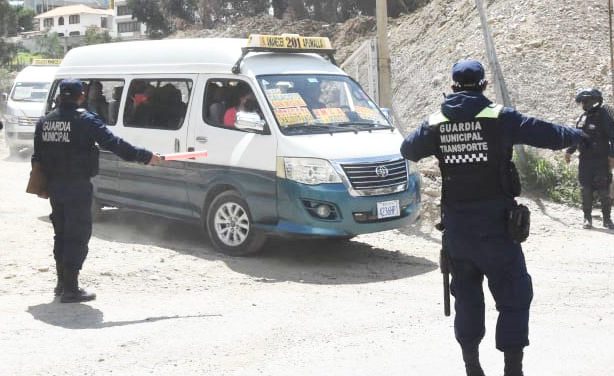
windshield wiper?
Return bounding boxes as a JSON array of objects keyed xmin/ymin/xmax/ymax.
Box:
[
  {"xmin": 283, "ymin": 123, "xmax": 357, "ymax": 135},
  {"xmin": 334, "ymin": 121, "xmax": 393, "ymax": 131}
]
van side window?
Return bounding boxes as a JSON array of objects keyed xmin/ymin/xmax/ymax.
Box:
[
  {"xmin": 203, "ymin": 79, "xmax": 262, "ymax": 130},
  {"xmin": 123, "ymin": 79, "xmax": 192, "ymax": 130},
  {"xmin": 82, "ymin": 79, "xmax": 124, "ymax": 125}
]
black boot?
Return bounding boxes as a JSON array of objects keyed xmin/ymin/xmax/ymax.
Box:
[
  {"xmin": 54, "ymin": 263, "xmax": 63, "ymax": 296},
  {"xmin": 504, "ymin": 350, "xmax": 524, "ymax": 376},
  {"xmin": 60, "ymin": 268, "xmax": 96, "ymax": 303},
  {"xmin": 583, "ymin": 215, "xmax": 593, "ymax": 229},
  {"xmin": 462, "ymin": 347, "xmax": 485, "ymax": 376}
]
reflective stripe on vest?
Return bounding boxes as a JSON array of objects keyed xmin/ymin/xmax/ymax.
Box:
[
  {"xmin": 429, "ymin": 104, "xmax": 503, "ymax": 126},
  {"xmin": 428, "ymin": 112, "xmax": 449, "ymax": 126},
  {"xmin": 475, "ymin": 104, "xmax": 504, "ymax": 119}
]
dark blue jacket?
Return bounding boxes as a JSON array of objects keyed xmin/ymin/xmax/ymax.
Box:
[
  {"xmin": 401, "ymin": 92, "xmax": 585, "ymax": 234},
  {"xmin": 401, "ymin": 92, "xmax": 584, "ymax": 163},
  {"xmin": 32, "ymin": 103, "xmax": 152, "ymax": 180}
]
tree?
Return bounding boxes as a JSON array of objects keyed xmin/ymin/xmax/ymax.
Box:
[
  {"xmin": 127, "ymin": 0, "xmax": 171, "ymax": 37},
  {"xmin": 0, "ymin": 0, "xmax": 17, "ymax": 65},
  {"xmin": 35, "ymin": 32, "xmax": 64, "ymax": 58},
  {"xmin": 84, "ymin": 26, "xmax": 112, "ymax": 45},
  {"xmin": 14, "ymin": 6, "xmax": 35, "ymax": 32}
]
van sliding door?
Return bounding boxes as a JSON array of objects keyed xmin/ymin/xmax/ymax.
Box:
[{"xmin": 115, "ymin": 76, "xmax": 194, "ymax": 218}]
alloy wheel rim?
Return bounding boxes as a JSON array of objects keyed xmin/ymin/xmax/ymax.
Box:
[{"xmin": 214, "ymin": 202, "xmax": 250, "ymax": 246}]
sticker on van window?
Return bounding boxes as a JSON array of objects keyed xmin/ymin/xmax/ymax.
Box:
[
  {"xmin": 274, "ymin": 107, "xmax": 314, "ymax": 126},
  {"xmin": 355, "ymin": 106, "xmax": 380, "ymax": 121},
  {"xmin": 269, "ymin": 93, "xmax": 307, "ymax": 109},
  {"xmin": 313, "ymin": 108, "xmax": 349, "ymax": 123}
]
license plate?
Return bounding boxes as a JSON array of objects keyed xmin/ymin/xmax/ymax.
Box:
[{"xmin": 377, "ymin": 200, "xmax": 400, "ymax": 219}]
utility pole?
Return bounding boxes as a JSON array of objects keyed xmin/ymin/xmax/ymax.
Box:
[
  {"xmin": 376, "ymin": 0, "xmax": 393, "ymax": 108},
  {"xmin": 475, "ymin": 0, "xmax": 527, "ymax": 166},
  {"xmin": 609, "ymin": 0, "xmax": 614, "ymax": 98}
]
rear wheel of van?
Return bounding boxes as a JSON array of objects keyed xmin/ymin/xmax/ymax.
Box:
[{"xmin": 206, "ymin": 191, "xmax": 266, "ymax": 256}]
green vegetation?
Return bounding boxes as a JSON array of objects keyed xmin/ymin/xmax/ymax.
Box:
[
  {"xmin": 516, "ymin": 149, "xmax": 581, "ymax": 206},
  {"xmin": 35, "ymin": 33, "xmax": 64, "ymax": 59},
  {"xmin": 12, "ymin": 51, "xmax": 45, "ymax": 65},
  {"xmin": 84, "ymin": 27, "xmax": 112, "ymax": 46}
]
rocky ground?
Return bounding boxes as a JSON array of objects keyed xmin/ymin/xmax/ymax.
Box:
[{"xmin": 1, "ymin": 135, "xmax": 613, "ymax": 375}]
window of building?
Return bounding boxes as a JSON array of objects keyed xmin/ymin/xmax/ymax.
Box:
[
  {"xmin": 123, "ymin": 79, "xmax": 192, "ymax": 130},
  {"xmin": 58, "ymin": 17, "xmax": 64, "ymax": 26},
  {"xmin": 69, "ymin": 31, "xmax": 80, "ymax": 36},
  {"xmin": 117, "ymin": 5, "xmax": 132, "ymax": 16},
  {"xmin": 117, "ymin": 21, "xmax": 139, "ymax": 33},
  {"xmin": 43, "ymin": 18, "xmax": 53, "ymax": 28},
  {"xmin": 69, "ymin": 15, "xmax": 80, "ymax": 24},
  {"xmin": 101, "ymin": 17, "xmax": 108, "ymax": 28},
  {"xmin": 203, "ymin": 79, "xmax": 262, "ymax": 131}
]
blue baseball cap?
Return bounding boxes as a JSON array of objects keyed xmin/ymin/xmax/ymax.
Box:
[
  {"xmin": 59, "ymin": 79, "xmax": 84, "ymax": 98},
  {"xmin": 452, "ymin": 59, "xmax": 486, "ymax": 87}
]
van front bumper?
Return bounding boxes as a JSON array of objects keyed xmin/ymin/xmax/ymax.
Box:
[
  {"xmin": 4, "ymin": 122, "xmax": 35, "ymax": 149},
  {"xmin": 261, "ymin": 173, "xmax": 421, "ymax": 237}
]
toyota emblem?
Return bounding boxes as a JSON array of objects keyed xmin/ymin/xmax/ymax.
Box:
[{"xmin": 375, "ymin": 165, "xmax": 389, "ymax": 178}]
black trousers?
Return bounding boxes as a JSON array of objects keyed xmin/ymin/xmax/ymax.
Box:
[
  {"xmin": 579, "ymin": 158, "xmax": 612, "ymax": 221},
  {"xmin": 48, "ymin": 179, "xmax": 93, "ymax": 271}
]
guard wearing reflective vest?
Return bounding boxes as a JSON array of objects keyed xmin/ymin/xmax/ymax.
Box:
[
  {"xmin": 565, "ymin": 88, "xmax": 614, "ymax": 229},
  {"xmin": 400, "ymin": 60, "xmax": 585, "ymax": 376},
  {"xmin": 32, "ymin": 79, "xmax": 161, "ymax": 303}
]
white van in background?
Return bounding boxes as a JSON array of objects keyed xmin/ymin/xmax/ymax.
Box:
[
  {"xmin": 46, "ymin": 35, "xmax": 421, "ymax": 255},
  {"xmin": 3, "ymin": 61, "xmax": 59, "ymax": 155}
]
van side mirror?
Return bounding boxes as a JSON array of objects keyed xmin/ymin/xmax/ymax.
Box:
[
  {"xmin": 0, "ymin": 93, "xmax": 7, "ymax": 102},
  {"xmin": 235, "ymin": 111, "xmax": 267, "ymax": 134},
  {"xmin": 381, "ymin": 108, "xmax": 394, "ymax": 125}
]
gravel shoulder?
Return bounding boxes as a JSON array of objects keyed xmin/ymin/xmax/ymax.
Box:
[{"xmin": 0, "ymin": 134, "xmax": 612, "ymax": 376}]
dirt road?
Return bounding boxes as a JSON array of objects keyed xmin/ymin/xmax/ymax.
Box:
[{"xmin": 0, "ymin": 134, "xmax": 612, "ymax": 376}]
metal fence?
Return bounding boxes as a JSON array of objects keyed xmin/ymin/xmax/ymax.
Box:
[{"xmin": 341, "ymin": 38, "xmax": 379, "ymax": 104}]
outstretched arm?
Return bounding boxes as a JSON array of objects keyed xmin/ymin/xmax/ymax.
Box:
[
  {"xmin": 501, "ymin": 109, "xmax": 584, "ymax": 150},
  {"xmin": 401, "ymin": 121, "xmax": 439, "ymax": 162},
  {"xmin": 86, "ymin": 113, "xmax": 154, "ymax": 164}
]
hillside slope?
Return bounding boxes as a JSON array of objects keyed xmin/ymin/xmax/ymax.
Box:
[{"xmin": 389, "ymin": 0, "xmax": 612, "ymax": 131}]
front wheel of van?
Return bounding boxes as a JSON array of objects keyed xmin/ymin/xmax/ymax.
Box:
[{"xmin": 206, "ymin": 191, "xmax": 266, "ymax": 256}]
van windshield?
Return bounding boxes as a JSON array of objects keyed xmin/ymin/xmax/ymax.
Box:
[
  {"xmin": 10, "ymin": 82, "xmax": 51, "ymax": 102},
  {"xmin": 258, "ymin": 74, "xmax": 391, "ymax": 135}
]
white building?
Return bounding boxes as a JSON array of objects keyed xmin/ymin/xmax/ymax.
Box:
[
  {"xmin": 35, "ymin": 5, "xmax": 112, "ymax": 37},
  {"xmin": 111, "ymin": 0, "xmax": 146, "ymax": 39},
  {"xmin": 33, "ymin": 2, "xmax": 145, "ymax": 39},
  {"xmin": 24, "ymin": 0, "xmax": 108, "ymax": 15}
]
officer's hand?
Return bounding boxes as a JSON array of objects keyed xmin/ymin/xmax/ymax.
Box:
[
  {"xmin": 564, "ymin": 153, "xmax": 572, "ymax": 164},
  {"xmin": 148, "ymin": 153, "xmax": 162, "ymax": 166}
]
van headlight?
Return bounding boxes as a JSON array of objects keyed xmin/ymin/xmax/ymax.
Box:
[
  {"xmin": 277, "ymin": 157, "xmax": 342, "ymax": 185},
  {"xmin": 4, "ymin": 114, "xmax": 18, "ymax": 126}
]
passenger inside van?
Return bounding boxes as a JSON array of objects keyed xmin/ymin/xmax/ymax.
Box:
[
  {"xmin": 207, "ymin": 83, "xmax": 228, "ymax": 125},
  {"xmin": 150, "ymin": 83, "xmax": 186, "ymax": 129},
  {"xmin": 224, "ymin": 83, "xmax": 257, "ymax": 127},
  {"xmin": 107, "ymin": 86, "xmax": 123, "ymax": 125},
  {"xmin": 87, "ymin": 81, "xmax": 109, "ymax": 121}
]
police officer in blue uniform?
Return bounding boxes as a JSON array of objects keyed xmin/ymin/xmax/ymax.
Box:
[
  {"xmin": 564, "ymin": 88, "xmax": 614, "ymax": 229},
  {"xmin": 401, "ymin": 60, "xmax": 585, "ymax": 376},
  {"xmin": 32, "ymin": 79, "xmax": 161, "ymax": 303}
]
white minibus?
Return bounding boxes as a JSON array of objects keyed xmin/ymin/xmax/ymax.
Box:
[
  {"xmin": 45, "ymin": 35, "xmax": 421, "ymax": 255},
  {"xmin": 4, "ymin": 61, "xmax": 59, "ymax": 155}
]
